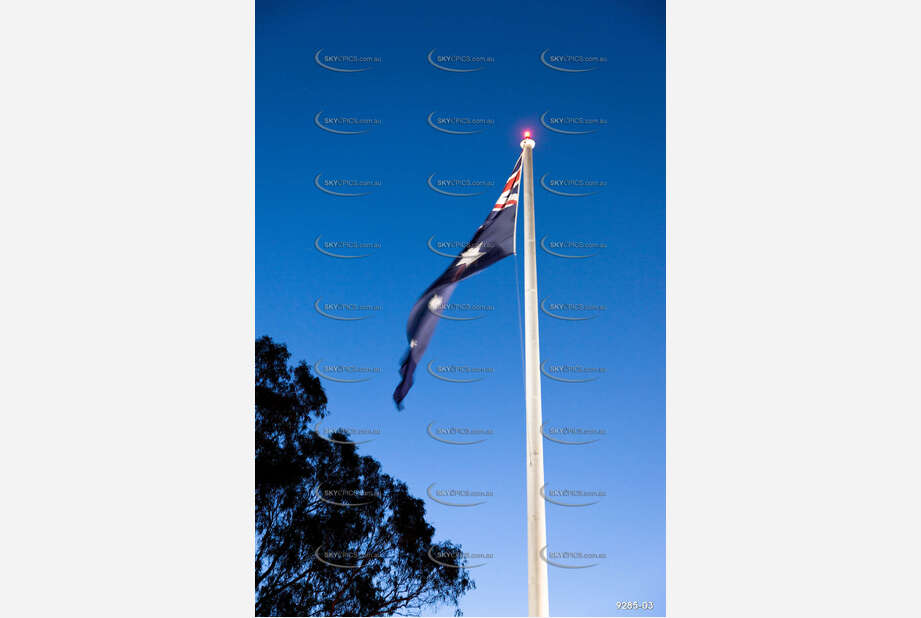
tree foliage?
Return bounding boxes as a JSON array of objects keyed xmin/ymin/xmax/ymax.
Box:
[{"xmin": 255, "ymin": 336, "xmax": 475, "ymax": 616}]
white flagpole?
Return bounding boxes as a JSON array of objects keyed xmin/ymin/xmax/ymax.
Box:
[{"xmin": 520, "ymin": 131, "xmax": 550, "ymax": 616}]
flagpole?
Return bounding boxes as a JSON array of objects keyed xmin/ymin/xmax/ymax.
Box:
[{"xmin": 520, "ymin": 131, "xmax": 550, "ymax": 617}]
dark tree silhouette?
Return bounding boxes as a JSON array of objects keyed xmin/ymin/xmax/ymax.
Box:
[{"xmin": 255, "ymin": 336, "xmax": 475, "ymax": 616}]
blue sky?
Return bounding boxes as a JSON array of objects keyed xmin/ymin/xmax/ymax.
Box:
[{"xmin": 257, "ymin": 1, "xmax": 664, "ymax": 615}]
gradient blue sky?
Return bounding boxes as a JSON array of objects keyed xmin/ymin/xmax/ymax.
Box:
[{"xmin": 257, "ymin": 1, "xmax": 664, "ymax": 615}]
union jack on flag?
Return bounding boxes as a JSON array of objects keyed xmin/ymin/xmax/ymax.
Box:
[
  {"xmin": 492, "ymin": 155, "xmax": 521, "ymax": 211},
  {"xmin": 393, "ymin": 154, "xmax": 522, "ymax": 408}
]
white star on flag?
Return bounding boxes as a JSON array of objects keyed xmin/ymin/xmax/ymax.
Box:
[{"xmin": 456, "ymin": 243, "xmax": 485, "ymax": 268}]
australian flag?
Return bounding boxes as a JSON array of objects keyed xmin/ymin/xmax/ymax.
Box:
[{"xmin": 393, "ymin": 154, "xmax": 522, "ymax": 408}]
